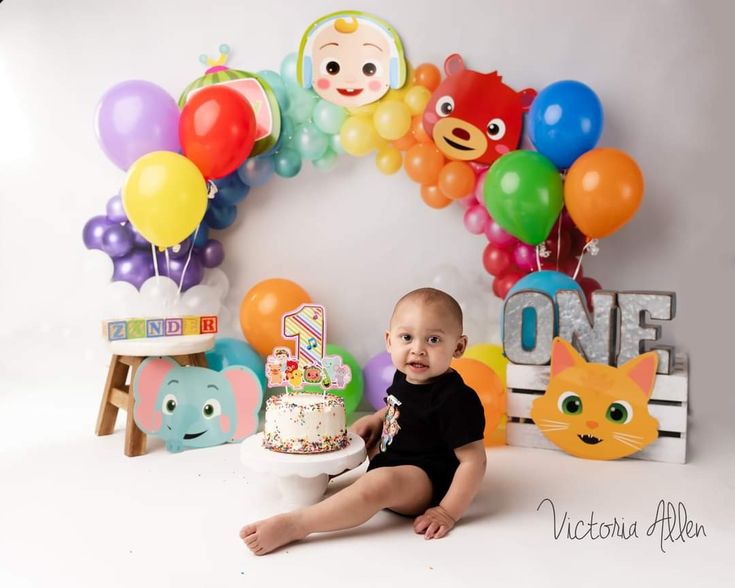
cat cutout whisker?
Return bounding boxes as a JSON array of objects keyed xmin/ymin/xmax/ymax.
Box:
[
  {"xmin": 612, "ymin": 435, "xmax": 642, "ymax": 451},
  {"xmin": 614, "ymin": 432, "xmax": 645, "ymax": 440},
  {"xmin": 538, "ymin": 425, "xmax": 569, "ymax": 432},
  {"xmin": 539, "ymin": 419, "xmax": 568, "ymax": 426}
]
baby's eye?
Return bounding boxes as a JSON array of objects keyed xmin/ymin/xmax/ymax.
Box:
[
  {"xmin": 362, "ymin": 61, "xmax": 382, "ymax": 77},
  {"xmin": 427, "ymin": 336, "xmax": 441, "ymax": 344},
  {"xmin": 320, "ymin": 59, "xmax": 341, "ymax": 76},
  {"xmin": 400, "ymin": 334, "xmax": 412, "ymax": 343}
]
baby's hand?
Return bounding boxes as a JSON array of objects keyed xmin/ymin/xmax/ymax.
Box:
[{"xmin": 413, "ymin": 506, "xmax": 455, "ymax": 540}]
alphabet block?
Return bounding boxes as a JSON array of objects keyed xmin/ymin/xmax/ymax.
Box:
[
  {"xmin": 200, "ymin": 315, "xmax": 218, "ymax": 334},
  {"xmin": 165, "ymin": 318, "xmax": 183, "ymax": 336},
  {"xmin": 107, "ymin": 321, "xmax": 127, "ymax": 341},
  {"xmin": 182, "ymin": 316, "xmax": 201, "ymax": 336},
  {"xmin": 146, "ymin": 319, "xmax": 164, "ymax": 338}
]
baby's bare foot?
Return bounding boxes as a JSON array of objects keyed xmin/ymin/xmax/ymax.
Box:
[{"xmin": 239, "ymin": 514, "xmax": 306, "ymax": 556}]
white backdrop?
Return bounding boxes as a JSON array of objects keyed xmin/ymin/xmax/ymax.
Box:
[{"xmin": 0, "ymin": 0, "xmax": 732, "ymax": 423}]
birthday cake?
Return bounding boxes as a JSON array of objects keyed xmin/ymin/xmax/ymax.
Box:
[{"xmin": 263, "ymin": 393, "xmax": 349, "ymax": 454}]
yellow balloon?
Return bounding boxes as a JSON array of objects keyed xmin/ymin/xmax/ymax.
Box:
[
  {"xmin": 464, "ymin": 343, "xmax": 508, "ymax": 388},
  {"xmin": 404, "ymin": 86, "xmax": 432, "ymax": 116},
  {"xmin": 122, "ymin": 151, "xmax": 208, "ymax": 248},
  {"xmin": 347, "ymin": 103, "xmax": 378, "ymax": 117},
  {"xmin": 373, "ymin": 100, "xmax": 412, "ymax": 141},
  {"xmin": 375, "ymin": 145, "xmax": 403, "ymax": 175},
  {"xmin": 340, "ymin": 116, "xmax": 378, "ymax": 157}
]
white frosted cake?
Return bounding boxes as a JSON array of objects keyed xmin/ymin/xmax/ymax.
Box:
[{"xmin": 263, "ymin": 393, "xmax": 349, "ymax": 454}]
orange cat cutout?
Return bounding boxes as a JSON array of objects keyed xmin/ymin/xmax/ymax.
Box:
[{"xmin": 530, "ymin": 338, "xmax": 659, "ymax": 460}]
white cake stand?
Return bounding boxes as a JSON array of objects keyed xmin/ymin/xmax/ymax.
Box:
[{"xmin": 240, "ymin": 432, "xmax": 367, "ymax": 506}]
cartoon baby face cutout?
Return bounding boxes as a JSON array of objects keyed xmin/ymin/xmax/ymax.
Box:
[{"xmin": 298, "ymin": 11, "xmax": 407, "ymax": 107}]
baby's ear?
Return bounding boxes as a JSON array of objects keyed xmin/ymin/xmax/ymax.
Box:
[
  {"xmin": 384, "ymin": 330, "xmax": 391, "ymax": 352},
  {"xmin": 454, "ymin": 335, "xmax": 468, "ymax": 358}
]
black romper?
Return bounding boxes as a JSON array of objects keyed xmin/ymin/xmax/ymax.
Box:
[{"xmin": 367, "ymin": 369, "xmax": 486, "ymax": 506}]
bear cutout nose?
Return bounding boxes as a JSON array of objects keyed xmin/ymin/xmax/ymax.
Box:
[
  {"xmin": 586, "ymin": 420, "xmax": 599, "ymax": 429},
  {"xmin": 452, "ymin": 127, "xmax": 470, "ymax": 141}
]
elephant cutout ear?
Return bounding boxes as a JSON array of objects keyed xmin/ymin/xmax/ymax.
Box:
[
  {"xmin": 133, "ymin": 356, "xmax": 179, "ymax": 434},
  {"xmin": 223, "ymin": 366, "xmax": 263, "ymax": 441}
]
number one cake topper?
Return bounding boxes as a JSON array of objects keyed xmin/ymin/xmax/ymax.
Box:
[{"xmin": 265, "ymin": 303, "xmax": 352, "ymax": 392}]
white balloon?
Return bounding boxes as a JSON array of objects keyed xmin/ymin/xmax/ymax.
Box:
[{"xmin": 200, "ymin": 268, "xmax": 230, "ymax": 302}]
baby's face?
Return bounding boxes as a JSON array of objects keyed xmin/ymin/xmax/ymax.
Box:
[
  {"xmin": 385, "ymin": 300, "xmax": 467, "ymax": 384},
  {"xmin": 310, "ymin": 24, "xmax": 392, "ymax": 107}
]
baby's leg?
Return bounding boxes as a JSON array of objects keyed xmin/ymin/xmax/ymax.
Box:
[{"xmin": 240, "ymin": 465, "xmax": 432, "ymax": 555}]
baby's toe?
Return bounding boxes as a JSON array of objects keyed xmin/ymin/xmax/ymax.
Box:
[{"xmin": 239, "ymin": 524, "xmax": 257, "ymax": 540}]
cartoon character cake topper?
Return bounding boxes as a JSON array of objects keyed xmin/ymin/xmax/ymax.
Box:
[
  {"xmin": 265, "ymin": 304, "xmax": 352, "ymax": 392},
  {"xmin": 297, "ymin": 10, "xmax": 407, "ymax": 107},
  {"xmin": 530, "ymin": 338, "xmax": 659, "ymax": 460},
  {"xmin": 423, "ymin": 54, "xmax": 536, "ymax": 165}
]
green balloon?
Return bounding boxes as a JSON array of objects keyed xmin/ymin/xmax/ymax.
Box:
[
  {"xmin": 273, "ymin": 147, "xmax": 302, "ymax": 178},
  {"xmin": 304, "ymin": 343, "xmax": 363, "ymax": 415},
  {"xmin": 313, "ymin": 100, "xmax": 347, "ymax": 135},
  {"xmin": 483, "ymin": 150, "xmax": 563, "ymax": 246},
  {"xmin": 312, "ymin": 148, "xmax": 337, "ymax": 172}
]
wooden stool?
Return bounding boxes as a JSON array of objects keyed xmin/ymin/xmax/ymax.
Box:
[{"xmin": 95, "ymin": 334, "xmax": 215, "ymax": 457}]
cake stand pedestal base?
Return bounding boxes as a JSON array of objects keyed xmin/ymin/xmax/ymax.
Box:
[{"xmin": 241, "ymin": 432, "xmax": 367, "ymax": 506}]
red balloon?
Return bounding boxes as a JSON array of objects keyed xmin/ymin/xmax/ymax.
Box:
[
  {"xmin": 579, "ymin": 276, "xmax": 602, "ymax": 309},
  {"xmin": 493, "ymin": 271, "xmax": 524, "ymax": 299},
  {"xmin": 179, "ymin": 86, "xmax": 256, "ymax": 180},
  {"xmin": 541, "ymin": 256, "xmax": 582, "ymax": 278},
  {"xmin": 542, "ymin": 220, "xmax": 572, "ymax": 261},
  {"xmin": 482, "ymin": 243, "xmax": 512, "ymax": 276}
]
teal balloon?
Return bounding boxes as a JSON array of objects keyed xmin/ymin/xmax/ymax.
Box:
[
  {"xmin": 313, "ymin": 100, "xmax": 347, "ymax": 134},
  {"xmin": 313, "ymin": 148, "xmax": 337, "ymax": 171},
  {"xmin": 280, "ymin": 53, "xmax": 298, "ymax": 85},
  {"xmin": 294, "ymin": 123, "xmax": 329, "ymax": 160},
  {"xmin": 330, "ymin": 133, "xmax": 345, "ymax": 155},
  {"xmin": 205, "ymin": 337, "xmax": 266, "ymax": 390},
  {"xmin": 483, "ymin": 150, "xmax": 563, "ymax": 246},
  {"xmin": 305, "ymin": 343, "xmax": 363, "ymax": 415},
  {"xmin": 257, "ymin": 69, "xmax": 289, "ymax": 112},
  {"xmin": 287, "ymin": 86, "xmax": 318, "ymax": 124},
  {"xmin": 273, "ymin": 147, "xmax": 302, "ymax": 178}
]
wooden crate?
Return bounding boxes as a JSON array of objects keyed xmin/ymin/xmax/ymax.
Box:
[{"xmin": 505, "ymin": 355, "xmax": 689, "ymax": 464}]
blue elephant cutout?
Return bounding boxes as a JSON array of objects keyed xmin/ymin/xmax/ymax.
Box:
[{"xmin": 133, "ymin": 357, "xmax": 263, "ymax": 453}]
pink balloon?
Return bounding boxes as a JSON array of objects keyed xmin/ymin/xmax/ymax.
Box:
[
  {"xmin": 485, "ymin": 219, "xmax": 519, "ymax": 249},
  {"xmin": 463, "ymin": 204, "xmax": 490, "ymax": 234},
  {"xmin": 458, "ymin": 194, "xmax": 476, "ymax": 209},
  {"xmin": 513, "ymin": 242, "xmax": 537, "ymax": 272},
  {"xmin": 473, "ymin": 169, "xmax": 488, "ymax": 205}
]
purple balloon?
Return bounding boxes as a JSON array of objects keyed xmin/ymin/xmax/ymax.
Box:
[
  {"xmin": 83, "ymin": 215, "xmax": 114, "ymax": 250},
  {"xmin": 95, "ymin": 80, "xmax": 180, "ymax": 171},
  {"xmin": 157, "ymin": 253, "xmax": 204, "ymax": 291},
  {"xmin": 101, "ymin": 224, "xmax": 134, "ymax": 258},
  {"xmin": 129, "ymin": 224, "xmax": 151, "ymax": 249},
  {"xmin": 105, "ymin": 194, "xmax": 127, "ymax": 223},
  {"xmin": 113, "ymin": 249, "xmax": 155, "ymax": 289},
  {"xmin": 201, "ymin": 239, "xmax": 225, "ymax": 268},
  {"xmin": 167, "ymin": 236, "xmax": 193, "ymax": 260},
  {"xmin": 363, "ymin": 352, "xmax": 395, "ymax": 410}
]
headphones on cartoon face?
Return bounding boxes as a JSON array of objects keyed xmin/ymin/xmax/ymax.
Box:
[{"xmin": 299, "ymin": 14, "xmax": 404, "ymax": 90}]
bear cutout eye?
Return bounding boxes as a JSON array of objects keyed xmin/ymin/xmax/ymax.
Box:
[
  {"xmin": 202, "ymin": 399, "xmax": 222, "ymax": 419},
  {"xmin": 557, "ymin": 391, "xmax": 583, "ymax": 415},
  {"xmin": 486, "ymin": 118, "xmax": 506, "ymax": 140},
  {"xmin": 320, "ymin": 59, "xmax": 341, "ymax": 76},
  {"xmin": 435, "ymin": 96, "xmax": 454, "ymax": 117},
  {"xmin": 162, "ymin": 393, "xmax": 177, "ymax": 415},
  {"xmin": 362, "ymin": 61, "xmax": 382, "ymax": 77},
  {"xmin": 606, "ymin": 400, "xmax": 633, "ymax": 424}
]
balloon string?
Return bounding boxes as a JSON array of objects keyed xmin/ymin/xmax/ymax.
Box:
[
  {"xmin": 165, "ymin": 248, "xmax": 171, "ymax": 299},
  {"xmin": 177, "ymin": 225, "xmax": 200, "ymax": 297},
  {"xmin": 556, "ymin": 210, "xmax": 562, "ymax": 272},
  {"xmin": 572, "ymin": 240, "xmax": 595, "ymax": 281},
  {"xmin": 151, "ymin": 243, "xmax": 159, "ymax": 277},
  {"xmin": 535, "ymin": 245, "xmax": 541, "ymax": 271}
]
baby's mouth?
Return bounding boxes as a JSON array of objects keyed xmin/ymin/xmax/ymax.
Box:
[
  {"xmin": 408, "ymin": 362, "xmax": 429, "ymax": 370},
  {"xmin": 337, "ymin": 87, "xmax": 364, "ymax": 97}
]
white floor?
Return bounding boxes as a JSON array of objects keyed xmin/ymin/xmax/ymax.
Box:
[{"xmin": 1, "ymin": 384, "xmax": 734, "ymax": 588}]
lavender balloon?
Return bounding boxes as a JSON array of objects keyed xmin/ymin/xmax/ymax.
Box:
[
  {"xmin": 83, "ymin": 215, "xmax": 114, "ymax": 250},
  {"xmin": 105, "ymin": 194, "xmax": 127, "ymax": 223},
  {"xmin": 168, "ymin": 236, "xmax": 193, "ymax": 260},
  {"xmin": 201, "ymin": 239, "xmax": 224, "ymax": 268},
  {"xmin": 95, "ymin": 80, "xmax": 180, "ymax": 171},
  {"xmin": 129, "ymin": 224, "xmax": 150, "ymax": 249},
  {"xmin": 157, "ymin": 253, "xmax": 204, "ymax": 291},
  {"xmin": 101, "ymin": 224, "xmax": 134, "ymax": 258},
  {"xmin": 363, "ymin": 352, "xmax": 396, "ymax": 410},
  {"xmin": 113, "ymin": 249, "xmax": 155, "ymax": 289}
]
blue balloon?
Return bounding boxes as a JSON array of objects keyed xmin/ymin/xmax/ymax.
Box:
[
  {"xmin": 503, "ymin": 270, "xmax": 584, "ymax": 350},
  {"xmin": 213, "ymin": 172, "xmax": 250, "ymax": 207},
  {"xmin": 204, "ymin": 202, "xmax": 237, "ymax": 230},
  {"xmin": 237, "ymin": 156, "xmax": 275, "ymax": 188},
  {"xmin": 205, "ymin": 338, "xmax": 267, "ymax": 392},
  {"xmin": 529, "ymin": 80, "xmax": 603, "ymax": 170},
  {"xmin": 192, "ymin": 222, "xmax": 209, "ymax": 249}
]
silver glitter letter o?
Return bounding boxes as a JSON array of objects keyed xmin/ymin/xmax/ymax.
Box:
[{"xmin": 503, "ymin": 291, "xmax": 554, "ymax": 365}]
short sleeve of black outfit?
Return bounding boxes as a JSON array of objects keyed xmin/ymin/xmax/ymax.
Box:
[{"xmin": 367, "ymin": 369, "xmax": 485, "ymax": 506}]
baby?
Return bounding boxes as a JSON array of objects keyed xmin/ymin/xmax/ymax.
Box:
[{"xmin": 240, "ymin": 288, "xmax": 487, "ymax": 555}]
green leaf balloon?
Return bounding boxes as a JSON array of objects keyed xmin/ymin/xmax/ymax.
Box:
[{"xmin": 483, "ymin": 151, "xmax": 563, "ymax": 246}]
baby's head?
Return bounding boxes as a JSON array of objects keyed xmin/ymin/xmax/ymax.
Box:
[{"xmin": 385, "ymin": 288, "xmax": 468, "ymax": 384}]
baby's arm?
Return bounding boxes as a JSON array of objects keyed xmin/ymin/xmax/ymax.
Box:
[
  {"xmin": 414, "ymin": 440, "xmax": 487, "ymax": 539},
  {"xmin": 349, "ymin": 407, "xmax": 387, "ymax": 454}
]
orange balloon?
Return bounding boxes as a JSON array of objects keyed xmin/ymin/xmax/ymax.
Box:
[
  {"xmin": 393, "ymin": 129, "xmax": 417, "ymax": 151},
  {"xmin": 239, "ymin": 278, "xmax": 311, "ymax": 357},
  {"xmin": 404, "ymin": 143, "xmax": 445, "ymax": 185},
  {"xmin": 420, "ymin": 184, "xmax": 453, "ymax": 209},
  {"xmin": 411, "ymin": 115, "xmax": 431, "ymax": 143},
  {"xmin": 452, "ymin": 357, "xmax": 506, "ymax": 445},
  {"xmin": 564, "ymin": 148, "xmax": 644, "ymax": 239},
  {"xmin": 413, "ymin": 63, "xmax": 442, "ymax": 91},
  {"xmin": 438, "ymin": 161, "xmax": 476, "ymax": 199}
]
